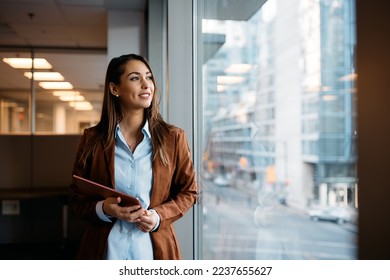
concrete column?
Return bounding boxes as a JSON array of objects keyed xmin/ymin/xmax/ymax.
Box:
[
  {"xmin": 107, "ymin": 10, "xmax": 145, "ymax": 60},
  {"xmin": 53, "ymin": 103, "xmax": 66, "ymax": 134},
  {"xmin": 319, "ymin": 183, "xmax": 328, "ymax": 207}
]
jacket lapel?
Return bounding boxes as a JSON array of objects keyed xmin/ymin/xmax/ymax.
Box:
[
  {"xmin": 150, "ymin": 159, "xmax": 161, "ymax": 207},
  {"xmin": 103, "ymin": 140, "xmax": 115, "ymax": 189}
]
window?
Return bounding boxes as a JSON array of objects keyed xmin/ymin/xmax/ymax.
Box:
[
  {"xmin": 0, "ymin": 49, "xmax": 105, "ymax": 134},
  {"xmin": 198, "ymin": 0, "xmax": 357, "ymax": 259}
]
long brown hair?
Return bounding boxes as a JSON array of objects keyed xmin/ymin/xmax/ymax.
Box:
[{"xmin": 78, "ymin": 54, "xmax": 173, "ymax": 167}]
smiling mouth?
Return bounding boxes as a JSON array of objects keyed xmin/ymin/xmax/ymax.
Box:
[{"xmin": 139, "ymin": 93, "xmax": 151, "ymax": 98}]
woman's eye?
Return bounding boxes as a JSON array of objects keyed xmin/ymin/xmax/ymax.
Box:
[
  {"xmin": 130, "ymin": 76, "xmax": 139, "ymax": 81},
  {"xmin": 146, "ymin": 76, "xmax": 153, "ymax": 80}
]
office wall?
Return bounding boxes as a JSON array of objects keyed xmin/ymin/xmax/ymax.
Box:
[
  {"xmin": 0, "ymin": 135, "xmax": 80, "ymax": 190},
  {"xmin": 0, "ymin": 135, "xmax": 81, "ymax": 250},
  {"xmin": 0, "ymin": 136, "xmax": 31, "ymax": 189},
  {"xmin": 107, "ymin": 10, "xmax": 145, "ymax": 60},
  {"xmin": 356, "ymin": 0, "xmax": 390, "ymax": 259}
]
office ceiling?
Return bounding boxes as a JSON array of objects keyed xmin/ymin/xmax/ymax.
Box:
[
  {"xmin": 0, "ymin": 0, "xmax": 146, "ymax": 48},
  {"xmin": 0, "ymin": 0, "xmax": 146, "ymax": 104}
]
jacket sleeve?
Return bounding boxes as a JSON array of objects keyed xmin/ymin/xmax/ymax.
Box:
[{"xmin": 152, "ymin": 129, "xmax": 198, "ymax": 230}]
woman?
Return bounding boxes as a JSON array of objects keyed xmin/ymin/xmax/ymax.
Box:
[{"xmin": 70, "ymin": 54, "xmax": 198, "ymax": 260}]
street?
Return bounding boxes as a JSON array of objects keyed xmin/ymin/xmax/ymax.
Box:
[{"xmin": 201, "ymin": 180, "xmax": 358, "ymax": 260}]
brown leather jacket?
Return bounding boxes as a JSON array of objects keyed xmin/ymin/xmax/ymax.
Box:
[{"xmin": 70, "ymin": 125, "xmax": 198, "ymax": 259}]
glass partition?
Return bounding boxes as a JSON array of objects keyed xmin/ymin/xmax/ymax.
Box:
[
  {"xmin": 197, "ymin": 0, "xmax": 357, "ymax": 260},
  {"xmin": 0, "ymin": 51, "xmax": 31, "ymax": 134},
  {"xmin": 0, "ymin": 49, "xmax": 105, "ymax": 134}
]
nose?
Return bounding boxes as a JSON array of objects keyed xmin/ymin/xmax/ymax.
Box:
[{"xmin": 141, "ymin": 77, "xmax": 149, "ymax": 89}]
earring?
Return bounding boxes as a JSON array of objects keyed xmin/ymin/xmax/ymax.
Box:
[{"xmin": 115, "ymin": 94, "xmax": 119, "ymax": 97}]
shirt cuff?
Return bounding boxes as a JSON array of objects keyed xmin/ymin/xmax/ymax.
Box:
[
  {"xmin": 149, "ymin": 209, "xmax": 160, "ymax": 232},
  {"xmin": 96, "ymin": 200, "xmax": 113, "ymax": 222}
]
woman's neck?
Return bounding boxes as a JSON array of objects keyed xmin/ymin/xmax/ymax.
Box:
[
  {"xmin": 120, "ymin": 111, "xmax": 145, "ymax": 136},
  {"xmin": 118, "ymin": 111, "xmax": 146, "ymax": 152}
]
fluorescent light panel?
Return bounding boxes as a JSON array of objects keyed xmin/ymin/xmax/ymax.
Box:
[
  {"xmin": 217, "ymin": 85, "xmax": 228, "ymax": 92},
  {"xmin": 322, "ymin": 95, "xmax": 338, "ymax": 101},
  {"xmin": 39, "ymin": 82, "xmax": 73, "ymax": 89},
  {"xmin": 224, "ymin": 64, "xmax": 251, "ymax": 74},
  {"xmin": 2, "ymin": 58, "xmax": 52, "ymax": 69},
  {"xmin": 217, "ymin": 75, "xmax": 245, "ymax": 84},
  {"xmin": 24, "ymin": 71, "xmax": 64, "ymax": 81},
  {"xmin": 59, "ymin": 95, "xmax": 85, "ymax": 101},
  {"xmin": 52, "ymin": 91, "xmax": 80, "ymax": 97},
  {"xmin": 69, "ymin": 101, "xmax": 93, "ymax": 111}
]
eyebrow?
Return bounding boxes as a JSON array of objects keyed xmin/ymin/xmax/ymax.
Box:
[{"xmin": 127, "ymin": 71, "xmax": 152, "ymax": 77}]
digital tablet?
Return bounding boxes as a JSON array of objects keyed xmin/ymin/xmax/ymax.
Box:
[{"xmin": 72, "ymin": 174, "xmax": 141, "ymax": 206}]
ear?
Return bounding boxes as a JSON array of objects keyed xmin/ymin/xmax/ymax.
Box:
[{"xmin": 109, "ymin": 82, "xmax": 119, "ymax": 97}]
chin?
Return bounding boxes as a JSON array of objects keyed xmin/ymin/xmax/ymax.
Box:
[{"xmin": 141, "ymin": 101, "xmax": 152, "ymax": 108}]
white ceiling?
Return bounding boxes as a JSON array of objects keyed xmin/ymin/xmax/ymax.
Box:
[
  {"xmin": 0, "ymin": 0, "xmax": 146, "ymax": 104},
  {"xmin": 0, "ymin": 0, "xmax": 146, "ymax": 47}
]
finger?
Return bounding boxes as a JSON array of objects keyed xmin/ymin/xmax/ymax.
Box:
[
  {"xmin": 103, "ymin": 197, "xmax": 121, "ymax": 216},
  {"xmin": 138, "ymin": 214, "xmax": 152, "ymax": 223},
  {"xmin": 143, "ymin": 209, "xmax": 152, "ymax": 216},
  {"xmin": 136, "ymin": 223, "xmax": 150, "ymax": 232},
  {"xmin": 137, "ymin": 216, "xmax": 155, "ymax": 232},
  {"xmin": 105, "ymin": 196, "xmax": 121, "ymax": 205},
  {"xmin": 125, "ymin": 204, "xmax": 143, "ymax": 213},
  {"xmin": 123, "ymin": 208, "xmax": 145, "ymax": 222},
  {"xmin": 115, "ymin": 205, "xmax": 140, "ymax": 218}
]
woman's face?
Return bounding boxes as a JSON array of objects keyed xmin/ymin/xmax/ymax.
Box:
[{"xmin": 112, "ymin": 59, "xmax": 154, "ymax": 111}]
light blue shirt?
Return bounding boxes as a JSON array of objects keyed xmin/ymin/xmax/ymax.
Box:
[{"xmin": 95, "ymin": 120, "xmax": 159, "ymax": 260}]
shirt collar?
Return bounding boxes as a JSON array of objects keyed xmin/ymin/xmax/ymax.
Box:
[
  {"xmin": 115, "ymin": 120, "xmax": 151, "ymax": 139},
  {"xmin": 142, "ymin": 120, "xmax": 151, "ymax": 138}
]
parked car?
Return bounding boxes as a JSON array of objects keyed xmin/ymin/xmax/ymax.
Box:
[
  {"xmin": 308, "ymin": 206, "xmax": 354, "ymax": 224},
  {"xmin": 213, "ymin": 174, "xmax": 231, "ymax": 187}
]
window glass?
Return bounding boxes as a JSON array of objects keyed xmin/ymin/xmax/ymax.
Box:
[
  {"xmin": 0, "ymin": 51, "xmax": 31, "ymax": 134},
  {"xmin": 198, "ymin": 0, "xmax": 357, "ymax": 259},
  {"xmin": 0, "ymin": 50, "xmax": 105, "ymax": 134}
]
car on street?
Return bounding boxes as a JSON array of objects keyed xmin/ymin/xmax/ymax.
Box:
[
  {"xmin": 308, "ymin": 206, "xmax": 355, "ymax": 224},
  {"xmin": 213, "ymin": 174, "xmax": 231, "ymax": 187}
]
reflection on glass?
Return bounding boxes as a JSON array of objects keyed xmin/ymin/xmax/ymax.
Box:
[{"xmin": 199, "ymin": 0, "xmax": 357, "ymax": 259}]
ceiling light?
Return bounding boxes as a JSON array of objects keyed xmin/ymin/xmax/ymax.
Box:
[
  {"xmin": 24, "ymin": 72, "xmax": 64, "ymax": 81},
  {"xmin": 217, "ymin": 85, "xmax": 227, "ymax": 92},
  {"xmin": 2, "ymin": 58, "xmax": 52, "ymax": 69},
  {"xmin": 322, "ymin": 95, "xmax": 338, "ymax": 101},
  {"xmin": 59, "ymin": 95, "xmax": 85, "ymax": 101},
  {"xmin": 69, "ymin": 101, "xmax": 93, "ymax": 111},
  {"xmin": 39, "ymin": 82, "xmax": 73, "ymax": 89},
  {"xmin": 53, "ymin": 90, "xmax": 84, "ymax": 101},
  {"xmin": 217, "ymin": 76, "xmax": 245, "ymax": 84},
  {"xmin": 224, "ymin": 64, "xmax": 251, "ymax": 74},
  {"xmin": 52, "ymin": 91, "xmax": 80, "ymax": 97}
]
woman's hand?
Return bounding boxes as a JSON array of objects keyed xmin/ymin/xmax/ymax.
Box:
[
  {"xmin": 103, "ymin": 196, "xmax": 145, "ymax": 222},
  {"xmin": 136, "ymin": 210, "xmax": 159, "ymax": 232}
]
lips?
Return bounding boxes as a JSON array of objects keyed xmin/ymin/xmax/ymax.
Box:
[{"xmin": 139, "ymin": 93, "xmax": 151, "ymax": 98}]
